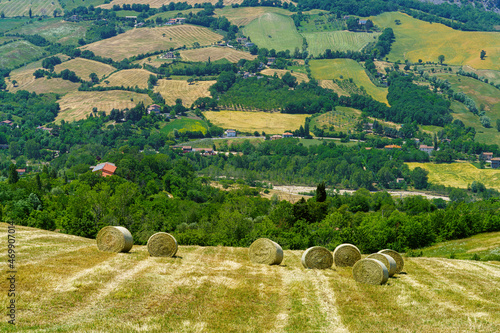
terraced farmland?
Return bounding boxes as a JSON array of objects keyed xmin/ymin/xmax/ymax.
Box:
[
  {"xmin": 54, "ymin": 58, "xmax": 116, "ymax": 82},
  {"xmin": 57, "ymin": 90, "xmax": 153, "ymax": 122},
  {"xmin": 242, "ymin": 13, "xmax": 303, "ymax": 52},
  {"xmin": 304, "ymin": 31, "xmax": 380, "ymax": 56},
  {"xmin": 98, "ymin": 69, "xmax": 155, "ymax": 89},
  {"xmin": 370, "ymin": 12, "xmax": 500, "ymax": 70},
  {"xmin": 154, "ymin": 79, "xmax": 215, "ymax": 106},
  {"xmin": 310, "ymin": 59, "xmax": 389, "ymax": 104},
  {"xmin": 180, "ymin": 47, "xmax": 256, "ymax": 63},
  {"xmin": 81, "ymin": 25, "xmax": 222, "ymax": 61},
  {"xmin": 0, "ymin": 0, "xmax": 62, "ymax": 17}
]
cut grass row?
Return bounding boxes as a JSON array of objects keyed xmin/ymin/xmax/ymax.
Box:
[
  {"xmin": 154, "ymin": 79, "xmax": 214, "ymax": 106},
  {"xmin": 180, "ymin": 47, "xmax": 256, "ymax": 63},
  {"xmin": 304, "ymin": 31, "xmax": 380, "ymax": 56},
  {"xmin": 0, "ymin": 0, "xmax": 62, "ymax": 17},
  {"xmin": 54, "ymin": 58, "xmax": 116, "ymax": 81},
  {"xmin": 98, "ymin": 68, "xmax": 155, "ymax": 89}
]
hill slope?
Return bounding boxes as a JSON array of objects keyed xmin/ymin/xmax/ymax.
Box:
[{"xmin": 1, "ymin": 223, "xmax": 499, "ymax": 332}]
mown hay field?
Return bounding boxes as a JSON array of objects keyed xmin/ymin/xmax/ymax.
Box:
[
  {"xmin": 260, "ymin": 68, "xmax": 309, "ymax": 83},
  {"xmin": 215, "ymin": 6, "xmax": 293, "ymax": 27},
  {"xmin": 154, "ymin": 79, "xmax": 214, "ymax": 106},
  {"xmin": 303, "ymin": 31, "xmax": 380, "ymax": 56},
  {"xmin": 204, "ymin": 111, "xmax": 308, "ymax": 134},
  {"xmin": 81, "ymin": 25, "xmax": 222, "ymax": 61},
  {"xmin": 56, "ymin": 90, "xmax": 153, "ymax": 122},
  {"xmin": 97, "ymin": 69, "xmax": 155, "ymax": 89},
  {"xmin": 0, "ymin": 223, "xmax": 499, "ymax": 332},
  {"xmin": 54, "ymin": 58, "xmax": 116, "ymax": 81},
  {"xmin": 242, "ymin": 13, "xmax": 303, "ymax": 52},
  {"xmin": 161, "ymin": 117, "xmax": 208, "ymax": 135},
  {"xmin": 309, "ymin": 59, "xmax": 389, "ymax": 104},
  {"xmin": 99, "ymin": 0, "xmax": 244, "ymax": 10},
  {"xmin": 180, "ymin": 47, "xmax": 256, "ymax": 63},
  {"xmin": 370, "ymin": 12, "xmax": 500, "ymax": 70},
  {"xmin": 0, "ymin": 0, "xmax": 62, "ymax": 17},
  {"xmin": 407, "ymin": 162, "xmax": 500, "ymax": 190},
  {"xmin": 7, "ymin": 77, "xmax": 80, "ymax": 95},
  {"xmin": 319, "ymin": 80, "xmax": 349, "ymax": 96},
  {"xmin": 7, "ymin": 18, "xmax": 90, "ymax": 44},
  {"xmin": 0, "ymin": 40, "xmax": 46, "ymax": 69},
  {"xmin": 309, "ymin": 107, "xmax": 362, "ymax": 133}
]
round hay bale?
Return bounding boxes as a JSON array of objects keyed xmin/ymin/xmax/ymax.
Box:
[
  {"xmin": 96, "ymin": 226, "xmax": 133, "ymax": 253},
  {"xmin": 248, "ymin": 238, "xmax": 283, "ymax": 265},
  {"xmin": 301, "ymin": 246, "xmax": 333, "ymax": 269},
  {"xmin": 147, "ymin": 232, "xmax": 178, "ymax": 257},
  {"xmin": 367, "ymin": 253, "xmax": 397, "ymax": 277},
  {"xmin": 333, "ymin": 243, "xmax": 361, "ymax": 267},
  {"xmin": 378, "ymin": 249, "xmax": 404, "ymax": 274},
  {"xmin": 352, "ymin": 258, "xmax": 389, "ymax": 285}
]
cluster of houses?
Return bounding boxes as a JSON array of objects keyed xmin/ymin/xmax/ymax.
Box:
[
  {"xmin": 164, "ymin": 17, "xmax": 186, "ymax": 26},
  {"xmin": 171, "ymin": 146, "xmax": 216, "ymax": 156},
  {"xmin": 481, "ymin": 152, "xmax": 500, "ymax": 169}
]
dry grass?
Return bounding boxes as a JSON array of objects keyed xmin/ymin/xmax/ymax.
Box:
[
  {"xmin": 6, "ymin": 77, "xmax": 80, "ymax": 95},
  {"xmin": 260, "ymin": 68, "xmax": 309, "ymax": 83},
  {"xmin": 0, "ymin": 0, "xmax": 62, "ymax": 17},
  {"xmin": 97, "ymin": 69, "xmax": 155, "ymax": 89},
  {"xmin": 319, "ymin": 80, "xmax": 349, "ymax": 96},
  {"xmin": 57, "ymin": 90, "xmax": 153, "ymax": 122},
  {"xmin": 180, "ymin": 47, "xmax": 256, "ymax": 63},
  {"xmin": 154, "ymin": 79, "xmax": 214, "ymax": 106},
  {"xmin": 214, "ymin": 6, "xmax": 293, "ymax": 27},
  {"xmin": 203, "ymin": 110, "xmax": 309, "ymax": 134},
  {"xmin": 1, "ymin": 223, "xmax": 499, "ymax": 332},
  {"xmin": 81, "ymin": 25, "xmax": 222, "ymax": 61},
  {"xmin": 54, "ymin": 58, "xmax": 116, "ymax": 81},
  {"xmin": 100, "ymin": 0, "xmax": 245, "ymax": 10}
]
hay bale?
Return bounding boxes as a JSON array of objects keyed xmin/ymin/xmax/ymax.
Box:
[
  {"xmin": 333, "ymin": 243, "xmax": 361, "ymax": 267},
  {"xmin": 378, "ymin": 249, "xmax": 404, "ymax": 274},
  {"xmin": 301, "ymin": 246, "xmax": 333, "ymax": 269},
  {"xmin": 367, "ymin": 253, "xmax": 397, "ymax": 277},
  {"xmin": 147, "ymin": 232, "xmax": 178, "ymax": 257},
  {"xmin": 248, "ymin": 238, "xmax": 283, "ymax": 265},
  {"xmin": 352, "ymin": 258, "xmax": 389, "ymax": 285},
  {"xmin": 96, "ymin": 226, "xmax": 133, "ymax": 253}
]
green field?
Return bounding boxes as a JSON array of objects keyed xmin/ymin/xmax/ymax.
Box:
[
  {"xmin": 310, "ymin": 106, "xmax": 362, "ymax": 133},
  {"xmin": 296, "ymin": 13, "xmax": 346, "ymax": 33},
  {"xmin": 462, "ymin": 66, "xmax": 500, "ymax": 86},
  {"xmin": 421, "ymin": 231, "xmax": 500, "ymax": 260},
  {"xmin": 304, "ymin": 31, "xmax": 380, "ymax": 56},
  {"xmin": 407, "ymin": 162, "xmax": 500, "ymax": 190},
  {"xmin": 215, "ymin": 6, "xmax": 292, "ymax": 27},
  {"xmin": 0, "ymin": 0, "xmax": 62, "ymax": 17},
  {"xmin": 0, "ymin": 17, "xmax": 27, "ymax": 33},
  {"xmin": 59, "ymin": 0, "xmax": 106, "ymax": 12},
  {"xmin": 161, "ymin": 118, "xmax": 209, "ymax": 135},
  {"xmin": 0, "ymin": 40, "xmax": 46, "ymax": 69},
  {"xmin": 370, "ymin": 12, "xmax": 500, "ymax": 70},
  {"xmin": 309, "ymin": 59, "xmax": 388, "ymax": 104},
  {"xmin": 147, "ymin": 8, "xmax": 203, "ymax": 21},
  {"xmin": 242, "ymin": 13, "xmax": 303, "ymax": 52},
  {"xmin": 8, "ymin": 18, "xmax": 90, "ymax": 45}
]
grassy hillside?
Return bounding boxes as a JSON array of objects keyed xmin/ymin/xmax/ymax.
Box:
[
  {"xmin": 421, "ymin": 231, "xmax": 500, "ymax": 260},
  {"xmin": 0, "ymin": 223, "xmax": 499, "ymax": 332},
  {"xmin": 180, "ymin": 47, "xmax": 256, "ymax": 63},
  {"xmin": 98, "ymin": 69, "xmax": 155, "ymax": 89},
  {"xmin": 59, "ymin": 0, "xmax": 107, "ymax": 11},
  {"xmin": 80, "ymin": 25, "xmax": 222, "ymax": 61},
  {"xmin": 309, "ymin": 59, "xmax": 388, "ymax": 104},
  {"xmin": 242, "ymin": 13, "xmax": 303, "ymax": 52},
  {"xmin": 0, "ymin": 0, "xmax": 62, "ymax": 17},
  {"xmin": 57, "ymin": 90, "xmax": 153, "ymax": 122},
  {"xmin": 154, "ymin": 79, "xmax": 214, "ymax": 106},
  {"xmin": 0, "ymin": 40, "xmax": 46, "ymax": 69},
  {"xmin": 310, "ymin": 107, "xmax": 362, "ymax": 133},
  {"xmin": 54, "ymin": 58, "xmax": 117, "ymax": 82},
  {"xmin": 260, "ymin": 69, "xmax": 309, "ymax": 83},
  {"xmin": 161, "ymin": 117, "xmax": 208, "ymax": 135},
  {"xmin": 215, "ymin": 6, "xmax": 292, "ymax": 27},
  {"xmin": 304, "ymin": 31, "xmax": 380, "ymax": 56},
  {"xmin": 204, "ymin": 111, "xmax": 308, "ymax": 134},
  {"xmin": 407, "ymin": 162, "xmax": 500, "ymax": 190},
  {"xmin": 370, "ymin": 12, "xmax": 500, "ymax": 70},
  {"xmin": 7, "ymin": 18, "xmax": 90, "ymax": 45}
]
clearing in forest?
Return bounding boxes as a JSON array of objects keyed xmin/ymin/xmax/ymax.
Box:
[
  {"xmin": 304, "ymin": 31, "xmax": 380, "ymax": 56},
  {"xmin": 0, "ymin": 223, "xmax": 498, "ymax": 332},
  {"xmin": 57, "ymin": 90, "xmax": 153, "ymax": 122},
  {"xmin": 154, "ymin": 79, "xmax": 214, "ymax": 106},
  {"xmin": 370, "ymin": 12, "xmax": 500, "ymax": 70},
  {"xmin": 180, "ymin": 47, "xmax": 256, "ymax": 63},
  {"xmin": 309, "ymin": 59, "xmax": 388, "ymax": 104},
  {"xmin": 203, "ymin": 111, "xmax": 308, "ymax": 134},
  {"xmin": 97, "ymin": 69, "xmax": 155, "ymax": 89},
  {"xmin": 80, "ymin": 25, "xmax": 222, "ymax": 61},
  {"xmin": 242, "ymin": 13, "xmax": 303, "ymax": 52},
  {"xmin": 54, "ymin": 58, "xmax": 116, "ymax": 82}
]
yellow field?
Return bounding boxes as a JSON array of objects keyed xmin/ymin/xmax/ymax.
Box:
[
  {"xmin": 97, "ymin": 69, "xmax": 155, "ymax": 89},
  {"xmin": 57, "ymin": 90, "xmax": 153, "ymax": 122},
  {"xmin": 204, "ymin": 111, "xmax": 308, "ymax": 134},
  {"xmin": 0, "ymin": 0, "xmax": 62, "ymax": 17},
  {"xmin": 407, "ymin": 162, "xmax": 500, "ymax": 190},
  {"xmin": 81, "ymin": 25, "xmax": 222, "ymax": 61},
  {"xmin": 99, "ymin": 0, "xmax": 244, "ymax": 10},
  {"xmin": 1, "ymin": 223, "xmax": 499, "ymax": 332},
  {"xmin": 310, "ymin": 59, "xmax": 389, "ymax": 104},
  {"xmin": 180, "ymin": 47, "xmax": 256, "ymax": 63},
  {"xmin": 154, "ymin": 79, "xmax": 215, "ymax": 106},
  {"xmin": 318, "ymin": 80, "xmax": 349, "ymax": 96},
  {"xmin": 260, "ymin": 69, "xmax": 309, "ymax": 83},
  {"xmin": 7, "ymin": 77, "xmax": 80, "ymax": 95},
  {"xmin": 214, "ymin": 6, "xmax": 293, "ymax": 27},
  {"xmin": 370, "ymin": 12, "xmax": 500, "ymax": 70},
  {"xmin": 54, "ymin": 58, "xmax": 116, "ymax": 81}
]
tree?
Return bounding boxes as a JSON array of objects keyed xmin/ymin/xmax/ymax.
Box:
[
  {"xmin": 1, "ymin": 12, "xmax": 5, "ymax": 19},
  {"xmin": 480, "ymin": 116, "xmax": 491, "ymax": 128},
  {"xmin": 11, "ymin": 80, "xmax": 17, "ymax": 87},
  {"xmin": 411, "ymin": 167, "xmax": 428, "ymax": 190},
  {"xmin": 29, "ymin": 8, "xmax": 32, "ymax": 18},
  {"xmin": 89, "ymin": 73, "xmax": 99, "ymax": 84},
  {"xmin": 496, "ymin": 119, "xmax": 500, "ymax": 132},
  {"xmin": 53, "ymin": 9, "xmax": 61, "ymax": 17},
  {"xmin": 8, "ymin": 164, "xmax": 19, "ymax": 184},
  {"xmin": 316, "ymin": 182, "xmax": 327, "ymax": 202},
  {"xmin": 438, "ymin": 55, "xmax": 445, "ymax": 64},
  {"xmin": 480, "ymin": 50, "xmax": 486, "ymax": 60}
]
